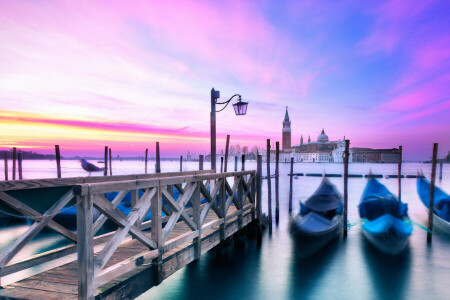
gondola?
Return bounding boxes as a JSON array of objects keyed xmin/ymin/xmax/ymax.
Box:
[
  {"xmin": 290, "ymin": 178, "xmax": 343, "ymax": 257},
  {"xmin": 358, "ymin": 178, "xmax": 412, "ymax": 255},
  {"xmin": 417, "ymin": 173, "xmax": 450, "ymax": 234}
]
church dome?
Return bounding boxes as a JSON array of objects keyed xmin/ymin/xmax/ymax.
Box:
[{"xmin": 317, "ymin": 129, "xmax": 329, "ymax": 143}]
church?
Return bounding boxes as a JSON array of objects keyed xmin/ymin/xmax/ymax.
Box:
[{"xmin": 263, "ymin": 107, "xmax": 345, "ymax": 162}]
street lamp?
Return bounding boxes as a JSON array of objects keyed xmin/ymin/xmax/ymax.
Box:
[{"xmin": 210, "ymin": 88, "xmax": 248, "ymax": 171}]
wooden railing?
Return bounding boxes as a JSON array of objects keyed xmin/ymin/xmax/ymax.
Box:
[
  {"xmin": 0, "ymin": 170, "xmax": 212, "ymax": 286},
  {"xmin": 0, "ymin": 170, "xmax": 261, "ymax": 299}
]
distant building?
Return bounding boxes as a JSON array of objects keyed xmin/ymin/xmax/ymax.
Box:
[
  {"xmin": 351, "ymin": 148, "xmax": 400, "ymax": 163},
  {"xmin": 262, "ymin": 107, "xmax": 343, "ymax": 162}
]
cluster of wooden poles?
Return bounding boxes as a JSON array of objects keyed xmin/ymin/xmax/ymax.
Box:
[
  {"xmin": 261, "ymin": 139, "xmax": 443, "ymax": 243},
  {"xmin": 1, "ymin": 139, "xmax": 444, "ymax": 243}
]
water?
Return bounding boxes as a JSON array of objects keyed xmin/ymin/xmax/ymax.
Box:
[{"xmin": 1, "ymin": 160, "xmax": 449, "ymax": 300}]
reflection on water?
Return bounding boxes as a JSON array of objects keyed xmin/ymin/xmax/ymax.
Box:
[
  {"xmin": 361, "ymin": 233, "xmax": 412, "ymax": 300},
  {"xmin": 0, "ymin": 161, "xmax": 449, "ymax": 299}
]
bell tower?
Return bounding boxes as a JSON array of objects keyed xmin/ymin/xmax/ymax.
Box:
[{"xmin": 282, "ymin": 106, "xmax": 291, "ymax": 150}]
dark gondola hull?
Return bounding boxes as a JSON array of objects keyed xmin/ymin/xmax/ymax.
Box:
[{"xmin": 291, "ymin": 213, "xmax": 342, "ymax": 257}]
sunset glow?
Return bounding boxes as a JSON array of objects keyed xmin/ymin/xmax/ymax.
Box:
[{"xmin": 1, "ymin": 0, "xmax": 449, "ymax": 159}]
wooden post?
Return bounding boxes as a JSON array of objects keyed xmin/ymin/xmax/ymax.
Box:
[
  {"xmin": 18, "ymin": 153, "xmax": 23, "ymax": 180},
  {"xmin": 109, "ymin": 148, "xmax": 112, "ymax": 176},
  {"xmin": 289, "ymin": 157, "xmax": 294, "ymax": 214},
  {"xmin": 343, "ymin": 140, "xmax": 350, "ymax": 238},
  {"xmin": 219, "ymin": 176, "xmax": 226, "ymax": 241},
  {"xmin": 103, "ymin": 146, "xmax": 108, "ymax": 176},
  {"xmin": 241, "ymin": 154, "xmax": 245, "ymax": 171},
  {"xmin": 266, "ymin": 139, "xmax": 272, "ymax": 230},
  {"xmin": 199, "ymin": 155, "xmax": 204, "ymax": 170},
  {"xmin": 55, "ymin": 145, "xmax": 61, "ymax": 178},
  {"xmin": 275, "ymin": 142, "xmax": 280, "ymax": 223},
  {"xmin": 192, "ymin": 180, "xmax": 201, "ymax": 259},
  {"xmin": 77, "ymin": 194, "xmax": 94, "ymax": 299},
  {"xmin": 234, "ymin": 155, "xmax": 238, "ymax": 172},
  {"xmin": 180, "ymin": 156, "xmax": 183, "ymax": 172},
  {"xmin": 220, "ymin": 157, "xmax": 224, "ymax": 173},
  {"xmin": 155, "ymin": 142, "xmax": 161, "ymax": 173},
  {"xmin": 398, "ymin": 146, "xmax": 402, "ymax": 201},
  {"xmin": 151, "ymin": 181, "xmax": 163, "ymax": 284},
  {"xmin": 427, "ymin": 143, "xmax": 438, "ymax": 243},
  {"xmin": 12, "ymin": 147, "xmax": 16, "ymax": 180},
  {"xmin": 256, "ymin": 155, "xmax": 262, "ymax": 223},
  {"xmin": 224, "ymin": 134, "xmax": 230, "ymax": 172},
  {"xmin": 3, "ymin": 153, "xmax": 8, "ymax": 181},
  {"xmin": 145, "ymin": 148, "xmax": 148, "ymax": 174},
  {"xmin": 439, "ymin": 161, "xmax": 443, "ymax": 181}
]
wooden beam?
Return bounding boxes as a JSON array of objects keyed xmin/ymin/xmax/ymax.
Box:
[
  {"xmin": 224, "ymin": 135, "xmax": 230, "ymax": 172},
  {"xmin": 12, "ymin": 147, "xmax": 16, "ymax": 180},
  {"xmin": 145, "ymin": 149, "xmax": 148, "ymax": 174},
  {"xmin": 343, "ymin": 139, "xmax": 350, "ymax": 238},
  {"xmin": 266, "ymin": 139, "xmax": 272, "ymax": 230},
  {"xmin": 55, "ymin": 145, "xmax": 61, "ymax": 178},
  {"xmin": 0, "ymin": 191, "xmax": 77, "ymax": 242},
  {"xmin": 155, "ymin": 142, "xmax": 161, "ymax": 173},
  {"xmin": 398, "ymin": 146, "xmax": 402, "ymax": 201},
  {"xmin": 92, "ymin": 194, "xmax": 156, "ymax": 249},
  {"xmin": 77, "ymin": 194, "xmax": 94, "ymax": 299},
  {"xmin": 0, "ymin": 189, "xmax": 75, "ymax": 268},
  {"xmin": 104, "ymin": 146, "xmax": 108, "ymax": 176},
  {"xmin": 109, "ymin": 148, "xmax": 112, "ymax": 176},
  {"xmin": 256, "ymin": 155, "xmax": 262, "ymax": 222},
  {"xmin": 275, "ymin": 141, "xmax": 279, "ymax": 224},
  {"xmin": 3, "ymin": 153, "xmax": 7, "ymax": 181},
  {"xmin": 18, "ymin": 153, "xmax": 23, "ymax": 180},
  {"xmin": 94, "ymin": 189, "xmax": 156, "ymax": 274},
  {"xmin": 427, "ymin": 143, "xmax": 438, "ymax": 243},
  {"xmin": 289, "ymin": 157, "xmax": 294, "ymax": 214},
  {"xmin": 192, "ymin": 180, "xmax": 201, "ymax": 259}
]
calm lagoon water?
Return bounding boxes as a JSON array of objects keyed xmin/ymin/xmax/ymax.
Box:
[{"xmin": 1, "ymin": 160, "xmax": 449, "ymax": 300}]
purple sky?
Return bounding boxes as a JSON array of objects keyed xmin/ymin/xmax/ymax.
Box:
[{"xmin": 0, "ymin": 0, "xmax": 449, "ymax": 160}]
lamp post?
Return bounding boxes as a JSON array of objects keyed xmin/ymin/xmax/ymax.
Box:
[{"xmin": 210, "ymin": 88, "xmax": 248, "ymax": 171}]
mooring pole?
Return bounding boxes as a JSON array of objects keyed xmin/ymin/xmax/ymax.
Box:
[
  {"xmin": 439, "ymin": 161, "xmax": 443, "ymax": 181},
  {"xmin": 234, "ymin": 155, "xmax": 238, "ymax": 171},
  {"xmin": 145, "ymin": 148, "xmax": 148, "ymax": 174},
  {"xmin": 256, "ymin": 155, "xmax": 263, "ymax": 223},
  {"xmin": 343, "ymin": 139, "xmax": 350, "ymax": 238},
  {"xmin": 3, "ymin": 153, "xmax": 8, "ymax": 181},
  {"xmin": 427, "ymin": 143, "xmax": 438, "ymax": 243},
  {"xmin": 241, "ymin": 154, "xmax": 245, "ymax": 171},
  {"xmin": 103, "ymin": 146, "xmax": 108, "ymax": 176},
  {"xmin": 109, "ymin": 148, "xmax": 112, "ymax": 176},
  {"xmin": 224, "ymin": 135, "xmax": 230, "ymax": 172},
  {"xmin": 18, "ymin": 153, "xmax": 23, "ymax": 180},
  {"xmin": 220, "ymin": 157, "xmax": 224, "ymax": 173},
  {"xmin": 199, "ymin": 155, "xmax": 204, "ymax": 170},
  {"xmin": 266, "ymin": 139, "xmax": 272, "ymax": 230},
  {"xmin": 180, "ymin": 156, "xmax": 183, "ymax": 172},
  {"xmin": 275, "ymin": 142, "xmax": 280, "ymax": 224},
  {"xmin": 155, "ymin": 142, "xmax": 161, "ymax": 173},
  {"xmin": 12, "ymin": 147, "xmax": 16, "ymax": 180},
  {"xmin": 289, "ymin": 157, "xmax": 294, "ymax": 214},
  {"xmin": 55, "ymin": 145, "xmax": 61, "ymax": 178},
  {"xmin": 398, "ymin": 145, "xmax": 402, "ymax": 201}
]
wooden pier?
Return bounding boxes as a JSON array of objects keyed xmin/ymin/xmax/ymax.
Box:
[{"xmin": 0, "ymin": 169, "xmax": 261, "ymax": 299}]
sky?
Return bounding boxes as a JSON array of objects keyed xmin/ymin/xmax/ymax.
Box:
[{"xmin": 0, "ymin": 0, "xmax": 449, "ymax": 160}]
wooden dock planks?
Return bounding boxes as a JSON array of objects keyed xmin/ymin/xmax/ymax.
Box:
[{"xmin": 0, "ymin": 205, "xmax": 254, "ymax": 300}]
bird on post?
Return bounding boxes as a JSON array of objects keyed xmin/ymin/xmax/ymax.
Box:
[{"xmin": 80, "ymin": 159, "xmax": 104, "ymax": 176}]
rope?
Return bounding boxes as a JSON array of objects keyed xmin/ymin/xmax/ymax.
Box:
[
  {"xmin": 0, "ymin": 205, "xmax": 75, "ymax": 221},
  {"xmin": 403, "ymin": 219, "xmax": 432, "ymax": 233}
]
